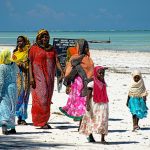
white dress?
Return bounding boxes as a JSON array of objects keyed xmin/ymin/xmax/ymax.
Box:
[{"xmin": 79, "ymin": 81, "xmax": 109, "ymax": 135}]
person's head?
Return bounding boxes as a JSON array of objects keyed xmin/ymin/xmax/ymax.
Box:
[
  {"xmin": 132, "ymin": 70, "xmax": 142, "ymax": 82},
  {"xmin": 36, "ymin": 29, "xmax": 50, "ymax": 47},
  {"xmin": 0, "ymin": 49, "xmax": 12, "ymax": 64},
  {"xmin": 134, "ymin": 75, "xmax": 141, "ymax": 82},
  {"xmin": 16, "ymin": 36, "xmax": 30, "ymax": 51},
  {"xmin": 17, "ymin": 36, "xmax": 26, "ymax": 49},
  {"xmin": 77, "ymin": 39, "xmax": 89, "ymax": 55},
  {"xmin": 94, "ymin": 66, "xmax": 106, "ymax": 82}
]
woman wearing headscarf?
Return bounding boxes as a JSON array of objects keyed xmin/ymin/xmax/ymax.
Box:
[
  {"xmin": 126, "ymin": 69, "xmax": 148, "ymax": 131},
  {"xmin": 59, "ymin": 39, "xmax": 94, "ymax": 122},
  {"xmin": 12, "ymin": 36, "xmax": 31, "ymax": 125},
  {"xmin": 0, "ymin": 49, "xmax": 18, "ymax": 135},
  {"xmin": 29, "ymin": 29, "xmax": 64, "ymax": 129}
]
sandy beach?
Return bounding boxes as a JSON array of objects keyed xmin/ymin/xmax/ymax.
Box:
[{"xmin": 0, "ymin": 46, "xmax": 150, "ymax": 150}]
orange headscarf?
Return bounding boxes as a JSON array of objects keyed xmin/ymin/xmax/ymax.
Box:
[
  {"xmin": 65, "ymin": 39, "xmax": 94, "ymax": 79},
  {"xmin": 66, "ymin": 47, "xmax": 78, "ymax": 62}
]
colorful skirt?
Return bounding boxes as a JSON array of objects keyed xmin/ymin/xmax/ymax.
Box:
[
  {"xmin": 79, "ymin": 99, "xmax": 109, "ymax": 135},
  {"xmin": 59, "ymin": 76, "xmax": 86, "ymax": 121},
  {"xmin": 16, "ymin": 70, "xmax": 30, "ymax": 120},
  {"xmin": 128, "ymin": 97, "xmax": 148, "ymax": 119}
]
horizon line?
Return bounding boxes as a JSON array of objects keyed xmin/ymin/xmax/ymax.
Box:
[{"xmin": 0, "ymin": 29, "xmax": 150, "ymax": 32}]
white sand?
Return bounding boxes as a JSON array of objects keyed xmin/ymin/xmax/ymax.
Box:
[{"xmin": 0, "ymin": 46, "xmax": 150, "ymax": 150}]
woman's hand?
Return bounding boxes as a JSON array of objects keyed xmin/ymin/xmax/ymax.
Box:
[
  {"xmin": 143, "ymin": 96, "xmax": 146, "ymax": 101},
  {"xmin": 86, "ymin": 102, "xmax": 91, "ymax": 111},
  {"xmin": 30, "ymin": 78, "xmax": 36, "ymax": 89},
  {"xmin": 126, "ymin": 96, "xmax": 130, "ymax": 107},
  {"xmin": 0, "ymin": 96, "xmax": 2, "ymax": 103},
  {"xmin": 66, "ymin": 86, "xmax": 71, "ymax": 94},
  {"xmin": 60, "ymin": 70, "xmax": 65, "ymax": 81}
]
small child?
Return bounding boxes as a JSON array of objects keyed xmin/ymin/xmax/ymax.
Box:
[
  {"xmin": 63, "ymin": 39, "xmax": 92, "ymax": 97},
  {"xmin": 79, "ymin": 66, "xmax": 109, "ymax": 144},
  {"xmin": 126, "ymin": 70, "xmax": 148, "ymax": 131}
]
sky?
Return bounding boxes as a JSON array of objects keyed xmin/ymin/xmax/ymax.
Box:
[{"xmin": 0, "ymin": 0, "xmax": 150, "ymax": 31}]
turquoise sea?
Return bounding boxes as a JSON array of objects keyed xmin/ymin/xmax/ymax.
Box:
[{"xmin": 0, "ymin": 30, "xmax": 150, "ymax": 52}]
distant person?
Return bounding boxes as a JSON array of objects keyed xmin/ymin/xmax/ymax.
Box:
[
  {"xmin": 59, "ymin": 39, "xmax": 94, "ymax": 125},
  {"xmin": 0, "ymin": 49, "xmax": 18, "ymax": 135},
  {"xmin": 12, "ymin": 36, "xmax": 31, "ymax": 125},
  {"xmin": 29, "ymin": 29, "xmax": 64, "ymax": 129},
  {"xmin": 126, "ymin": 70, "xmax": 148, "ymax": 131},
  {"xmin": 79, "ymin": 66, "xmax": 109, "ymax": 143}
]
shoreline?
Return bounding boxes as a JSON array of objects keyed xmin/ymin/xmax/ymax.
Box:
[
  {"xmin": 1, "ymin": 44, "xmax": 150, "ymax": 52},
  {"xmin": 90, "ymin": 50, "xmax": 150, "ymax": 74},
  {"xmin": 0, "ymin": 45, "xmax": 150, "ymax": 74},
  {"xmin": 0, "ymin": 45, "xmax": 150, "ymax": 53},
  {"xmin": 92, "ymin": 48, "xmax": 150, "ymax": 53}
]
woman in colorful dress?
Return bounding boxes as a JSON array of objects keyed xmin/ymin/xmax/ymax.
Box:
[
  {"xmin": 0, "ymin": 49, "xmax": 18, "ymax": 135},
  {"xmin": 59, "ymin": 39, "xmax": 94, "ymax": 122},
  {"xmin": 79, "ymin": 66, "xmax": 109, "ymax": 144},
  {"xmin": 12, "ymin": 36, "xmax": 31, "ymax": 125},
  {"xmin": 29, "ymin": 29, "xmax": 64, "ymax": 129},
  {"xmin": 126, "ymin": 69, "xmax": 148, "ymax": 131}
]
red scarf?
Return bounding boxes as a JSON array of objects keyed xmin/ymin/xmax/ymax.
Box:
[{"xmin": 93, "ymin": 66, "xmax": 109, "ymax": 103}]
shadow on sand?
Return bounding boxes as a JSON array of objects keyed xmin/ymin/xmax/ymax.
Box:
[
  {"xmin": 108, "ymin": 129, "xmax": 127, "ymax": 133},
  {"xmin": 49, "ymin": 121, "xmax": 72, "ymax": 125},
  {"xmin": 0, "ymin": 136, "xmax": 74, "ymax": 150},
  {"xmin": 109, "ymin": 118, "xmax": 123, "ymax": 121},
  {"xmin": 95, "ymin": 141, "xmax": 139, "ymax": 145},
  {"xmin": 16, "ymin": 131, "xmax": 52, "ymax": 135},
  {"xmin": 55, "ymin": 125, "xmax": 78, "ymax": 130},
  {"xmin": 140, "ymin": 127, "xmax": 150, "ymax": 131},
  {"xmin": 18, "ymin": 121, "xmax": 73, "ymax": 126}
]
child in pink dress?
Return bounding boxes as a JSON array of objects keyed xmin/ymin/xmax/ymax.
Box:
[{"xmin": 79, "ymin": 66, "xmax": 109, "ymax": 144}]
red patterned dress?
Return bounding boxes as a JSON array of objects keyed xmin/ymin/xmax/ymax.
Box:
[{"xmin": 29, "ymin": 45, "xmax": 56, "ymax": 126}]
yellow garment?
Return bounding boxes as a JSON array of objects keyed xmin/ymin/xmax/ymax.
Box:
[
  {"xmin": 37, "ymin": 29, "xmax": 49, "ymax": 36},
  {"xmin": 11, "ymin": 35, "xmax": 30, "ymax": 63},
  {"xmin": 36, "ymin": 29, "xmax": 49, "ymax": 41},
  {"xmin": 11, "ymin": 36, "xmax": 30, "ymax": 69},
  {"xmin": 11, "ymin": 45, "xmax": 29, "ymax": 63},
  {"xmin": 0, "ymin": 49, "xmax": 12, "ymax": 64}
]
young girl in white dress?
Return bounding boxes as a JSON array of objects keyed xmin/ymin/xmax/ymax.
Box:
[{"xmin": 79, "ymin": 66, "xmax": 109, "ymax": 144}]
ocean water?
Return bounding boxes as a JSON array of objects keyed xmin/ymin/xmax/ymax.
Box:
[{"xmin": 0, "ymin": 30, "xmax": 150, "ymax": 52}]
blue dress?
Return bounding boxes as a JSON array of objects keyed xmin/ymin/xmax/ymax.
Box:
[
  {"xmin": 128, "ymin": 97, "xmax": 148, "ymax": 119},
  {"xmin": 0, "ymin": 63, "xmax": 18, "ymax": 129}
]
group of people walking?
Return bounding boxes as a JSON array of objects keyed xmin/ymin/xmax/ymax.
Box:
[
  {"xmin": 0, "ymin": 29, "xmax": 148, "ymax": 144},
  {"xmin": 0, "ymin": 29, "xmax": 64, "ymax": 134}
]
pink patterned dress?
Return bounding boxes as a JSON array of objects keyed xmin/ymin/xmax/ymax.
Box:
[{"xmin": 60, "ymin": 76, "xmax": 86, "ymax": 120}]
